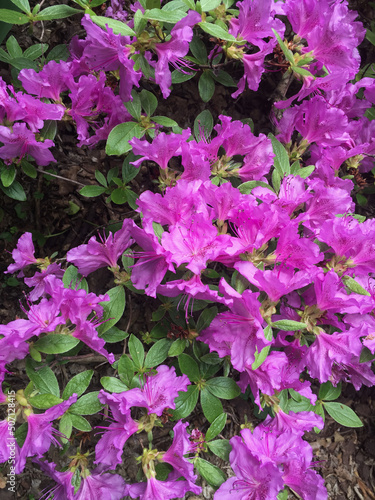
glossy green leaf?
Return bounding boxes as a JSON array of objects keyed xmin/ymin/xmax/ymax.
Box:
[
  {"xmin": 98, "ymin": 286, "xmax": 126, "ymax": 334},
  {"xmin": 178, "ymin": 353, "xmax": 200, "ymax": 382},
  {"xmin": 33, "ymin": 334, "xmax": 80, "ymax": 354},
  {"xmin": 205, "ymin": 377, "xmax": 241, "ymax": 400},
  {"xmin": 144, "ymin": 338, "xmax": 172, "ymax": 368},
  {"xmin": 69, "ymin": 391, "xmax": 104, "ymax": 415},
  {"xmin": 62, "ymin": 370, "xmax": 94, "ymax": 400},
  {"xmin": 128, "ymin": 334, "xmax": 145, "ymax": 370},
  {"xmin": 90, "ymin": 15, "xmax": 135, "ymax": 36},
  {"xmin": 195, "ymin": 458, "xmax": 226, "ymax": 488},
  {"xmin": 324, "ymin": 402, "xmax": 363, "ymax": 428},
  {"xmin": 106, "ymin": 122, "xmax": 144, "ymax": 155},
  {"xmin": 198, "ymin": 22, "xmax": 235, "ymax": 41},
  {"xmin": 170, "ymin": 384, "xmax": 199, "ymax": 420},
  {"xmin": 206, "ymin": 412, "xmax": 227, "ymax": 441}
]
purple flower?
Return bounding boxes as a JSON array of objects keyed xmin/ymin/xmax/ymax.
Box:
[
  {"xmin": 19, "ymin": 60, "xmax": 73, "ymax": 101},
  {"xmin": 127, "ymin": 476, "xmax": 189, "ymax": 500},
  {"xmin": 130, "ymin": 130, "xmax": 191, "ymax": 170},
  {"xmin": 154, "ymin": 11, "xmax": 201, "ymax": 98},
  {"xmin": 6, "ymin": 232, "xmax": 38, "ymax": 276},
  {"xmin": 161, "ymin": 420, "xmax": 201, "ymax": 495},
  {"xmin": 66, "ymin": 219, "xmax": 133, "ymax": 275},
  {"xmin": 95, "ymin": 391, "xmax": 139, "ymax": 468},
  {"xmin": 214, "ymin": 434, "xmax": 284, "ymax": 499},
  {"xmin": 17, "ymin": 395, "xmax": 77, "ymax": 473},
  {"xmin": 0, "ymin": 123, "xmax": 56, "ymax": 166},
  {"xmin": 118, "ymin": 365, "xmax": 190, "ymax": 416}
]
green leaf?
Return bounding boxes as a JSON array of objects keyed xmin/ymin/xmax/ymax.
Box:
[
  {"xmin": 46, "ymin": 44, "xmax": 69, "ymax": 62},
  {"xmin": 40, "ymin": 119, "xmax": 57, "ymax": 141},
  {"xmin": 171, "ymin": 70, "xmax": 195, "ymax": 83},
  {"xmin": 200, "ymin": 352, "xmax": 222, "ymax": 365},
  {"xmin": 190, "ymin": 35, "xmax": 207, "ymax": 64},
  {"xmin": 168, "ymin": 338, "xmax": 187, "ymax": 357},
  {"xmin": 90, "ymin": 15, "xmax": 136, "ymax": 36},
  {"xmin": 0, "ymin": 47, "xmax": 10, "ymax": 62},
  {"xmin": 125, "ymin": 90, "xmax": 142, "ymax": 120},
  {"xmin": 151, "ymin": 116, "xmax": 178, "ymax": 127},
  {"xmin": 194, "ymin": 109, "xmax": 213, "ymax": 141},
  {"xmin": 62, "ymin": 265, "xmax": 88, "ymax": 291},
  {"xmin": 20, "ymin": 159, "xmax": 36, "ymax": 178},
  {"xmin": 0, "ymin": 9, "xmax": 29, "ymax": 24},
  {"xmin": 211, "ymin": 69, "xmax": 237, "ymax": 87},
  {"xmin": 198, "ymin": 70, "xmax": 215, "ymax": 102},
  {"xmin": 29, "ymin": 393, "xmax": 63, "ymax": 409},
  {"xmin": 15, "ymin": 422, "xmax": 28, "ymax": 447},
  {"xmin": 95, "ymin": 169, "xmax": 107, "ymax": 187},
  {"xmin": 292, "ymin": 65, "xmax": 314, "ymax": 77},
  {"xmin": 360, "ymin": 346, "xmax": 375, "ymax": 363},
  {"xmin": 69, "ymin": 391, "xmax": 104, "ymax": 415},
  {"xmin": 207, "ymin": 439, "xmax": 231, "ymax": 461},
  {"xmin": 182, "ymin": 0, "xmax": 195, "ymax": 8},
  {"xmin": 277, "ymin": 489, "xmax": 289, "ymax": 500},
  {"xmin": 100, "ymin": 376, "xmax": 128, "ymax": 393},
  {"xmin": 272, "ymin": 320, "xmax": 307, "ymax": 331},
  {"xmin": 106, "ymin": 122, "xmax": 144, "ymax": 155},
  {"xmin": 195, "ymin": 458, "xmax": 226, "ymax": 488},
  {"xmin": 252, "ymin": 324, "xmax": 273, "ymax": 370},
  {"xmin": 59, "ymin": 413, "xmax": 72, "ymax": 443},
  {"xmin": 144, "ymin": 338, "xmax": 172, "ymax": 368},
  {"xmin": 178, "ymin": 353, "xmax": 200, "ymax": 382},
  {"xmin": 342, "ymin": 275, "xmax": 371, "ymax": 296},
  {"xmin": 110, "ymin": 187, "xmax": 128, "ymax": 204},
  {"xmin": 23, "ymin": 43, "xmax": 48, "ymax": 60},
  {"xmin": 170, "ymin": 384, "xmax": 199, "ymax": 420},
  {"xmin": 79, "ymin": 185, "xmax": 107, "ymax": 197},
  {"xmin": 271, "ymin": 167, "xmax": 281, "ymax": 194},
  {"xmin": 25, "ymin": 359, "xmax": 60, "ymax": 397},
  {"xmin": 239, "ymin": 181, "xmax": 274, "ymax": 194},
  {"xmin": 10, "ymin": 0, "xmax": 30, "ymax": 13},
  {"xmin": 143, "ymin": 8, "xmax": 187, "ymax": 23},
  {"xmin": 6, "ymin": 35, "xmax": 22, "ymax": 58},
  {"xmin": 62, "ymin": 370, "xmax": 94, "ymax": 400},
  {"xmin": 366, "ymin": 29, "xmax": 375, "ymax": 47},
  {"xmin": 118, "ymin": 354, "xmax": 135, "ymax": 386},
  {"xmin": 139, "ymin": 89, "xmax": 158, "ymax": 116},
  {"xmin": 33, "ymin": 334, "xmax": 80, "ymax": 354},
  {"xmin": 1, "ymin": 164, "xmax": 16, "ymax": 187},
  {"xmin": 206, "ymin": 412, "xmax": 227, "ymax": 441},
  {"xmin": 70, "ymin": 413, "xmax": 92, "ymax": 432},
  {"xmin": 201, "ymin": 0, "xmax": 221, "ymax": 10},
  {"xmin": 296, "ymin": 165, "xmax": 315, "ymax": 178},
  {"xmin": 128, "ymin": 334, "xmax": 145, "ymax": 370},
  {"xmin": 8, "ymin": 56, "xmax": 37, "ymax": 70},
  {"xmin": 272, "ymin": 29, "xmax": 294, "ymax": 64},
  {"xmin": 97, "ymin": 286, "xmax": 126, "ymax": 334},
  {"xmin": 324, "ymin": 402, "xmax": 363, "ymax": 428},
  {"xmin": 206, "ymin": 377, "xmax": 241, "ymax": 400},
  {"xmin": 269, "ymin": 133, "xmax": 290, "ymax": 176},
  {"xmin": 198, "ymin": 22, "xmax": 235, "ymax": 41},
  {"xmin": 196, "ymin": 306, "xmax": 218, "ymax": 333},
  {"xmin": 319, "ymin": 382, "xmax": 341, "ymax": 401},
  {"xmin": 35, "ymin": 5, "xmax": 81, "ymax": 20},
  {"xmin": 99, "ymin": 326, "xmax": 129, "ymax": 343},
  {"xmin": 201, "ymin": 388, "xmax": 224, "ymax": 423}
]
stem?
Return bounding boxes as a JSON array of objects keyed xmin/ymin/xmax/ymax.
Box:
[{"xmin": 36, "ymin": 168, "xmax": 85, "ymax": 187}]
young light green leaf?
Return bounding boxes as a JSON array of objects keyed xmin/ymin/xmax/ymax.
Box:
[
  {"xmin": 79, "ymin": 185, "xmax": 107, "ymax": 197},
  {"xmin": 239, "ymin": 181, "xmax": 275, "ymax": 194},
  {"xmin": 201, "ymin": 0, "xmax": 221, "ymax": 10},
  {"xmin": 272, "ymin": 29, "xmax": 294, "ymax": 64},
  {"xmin": 342, "ymin": 275, "xmax": 371, "ymax": 296},
  {"xmin": 272, "ymin": 320, "xmax": 307, "ymax": 331},
  {"xmin": 168, "ymin": 338, "xmax": 187, "ymax": 357},
  {"xmin": 59, "ymin": 413, "xmax": 72, "ymax": 443},
  {"xmin": 252, "ymin": 325, "xmax": 273, "ymax": 370},
  {"xmin": 296, "ymin": 165, "xmax": 315, "ymax": 178},
  {"xmin": 10, "ymin": 0, "xmax": 30, "ymax": 13},
  {"xmin": 23, "ymin": 43, "xmax": 48, "ymax": 60},
  {"xmin": 0, "ymin": 10, "xmax": 29, "ymax": 24},
  {"xmin": 6, "ymin": 35, "xmax": 22, "ymax": 58}
]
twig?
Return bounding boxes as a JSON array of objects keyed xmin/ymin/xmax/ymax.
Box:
[{"xmin": 36, "ymin": 167, "xmax": 85, "ymax": 187}]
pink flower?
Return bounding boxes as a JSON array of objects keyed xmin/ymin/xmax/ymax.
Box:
[
  {"xmin": 6, "ymin": 232, "xmax": 38, "ymax": 276},
  {"xmin": 66, "ymin": 219, "xmax": 133, "ymax": 276}
]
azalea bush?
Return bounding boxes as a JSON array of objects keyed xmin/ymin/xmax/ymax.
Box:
[{"xmin": 1, "ymin": 0, "xmax": 375, "ymax": 498}]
